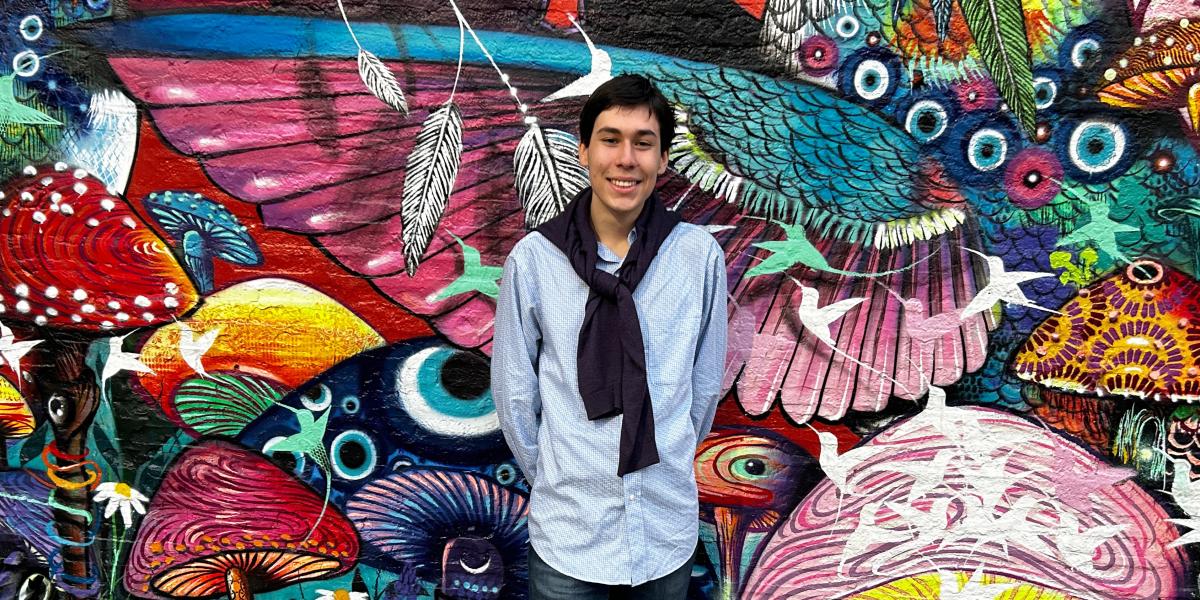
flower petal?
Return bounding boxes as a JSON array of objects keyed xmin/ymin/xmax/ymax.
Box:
[
  {"xmin": 120, "ymin": 502, "xmax": 133, "ymax": 528},
  {"xmin": 103, "ymin": 499, "xmax": 119, "ymax": 520}
]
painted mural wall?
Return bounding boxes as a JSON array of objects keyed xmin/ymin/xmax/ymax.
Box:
[{"xmin": 2, "ymin": 0, "xmax": 1200, "ymax": 597}]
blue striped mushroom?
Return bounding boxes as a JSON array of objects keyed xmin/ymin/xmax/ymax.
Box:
[
  {"xmin": 346, "ymin": 469, "xmax": 528, "ymax": 599},
  {"xmin": 141, "ymin": 191, "xmax": 261, "ymax": 293}
]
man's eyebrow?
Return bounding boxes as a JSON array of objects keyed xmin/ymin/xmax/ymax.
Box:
[{"xmin": 595, "ymin": 127, "xmax": 659, "ymax": 138}]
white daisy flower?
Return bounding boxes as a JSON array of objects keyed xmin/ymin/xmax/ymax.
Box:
[
  {"xmin": 93, "ymin": 482, "xmax": 149, "ymax": 528},
  {"xmin": 315, "ymin": 589, "xmax": 369, "ymax": 600}
]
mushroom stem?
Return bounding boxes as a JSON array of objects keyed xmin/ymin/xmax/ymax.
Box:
[
  {"xmin": 182, "ymin": 230, "xmax": 214, "ymax": 294},
  {"xmin": 712, "ymin": 506, "xmax": 747, "ymax": 600},
  {"xmin": 225, "ymin": 566, "xmax": 253, "ymax": 600},
  {"xmin": 42, "ymin": 336, "xmax": 101, "ymax": 593}
]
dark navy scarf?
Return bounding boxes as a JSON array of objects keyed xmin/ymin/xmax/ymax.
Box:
[{"xmin": 536, "ymin": 188, "xmax": 681, "ymax": 476}]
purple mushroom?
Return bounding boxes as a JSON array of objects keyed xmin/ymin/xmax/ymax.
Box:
[{"xmin": 346, "ymin": 469, "xmax": 528, "ymax": 599}]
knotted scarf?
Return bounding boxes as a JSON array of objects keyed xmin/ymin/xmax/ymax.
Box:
[{"xmin": 536, "ymin": 188, "xmax": 681, "ymax": 476}]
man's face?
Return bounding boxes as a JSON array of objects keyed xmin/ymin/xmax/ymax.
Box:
[{"xmin": 579, "ymin": 105, "xmax": 669, "ymax": 220}]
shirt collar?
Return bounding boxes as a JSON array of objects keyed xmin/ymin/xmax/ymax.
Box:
[{"xmin": 596, "ymin": 229, "xmax": 639, "ymax": 263}]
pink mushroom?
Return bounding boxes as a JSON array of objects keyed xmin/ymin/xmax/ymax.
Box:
[{"xmin": 125, "ymin": 440, "xmax": 358, "ymax": 600}]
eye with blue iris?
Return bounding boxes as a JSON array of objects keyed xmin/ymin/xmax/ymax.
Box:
[
  {"xmin": 835, "ymin": 15, "xmax": 860, "ymax": 39},
  {"xmin": 330, "ymin": 429, "xmax": 378, "ymax": 481},
  {"xmin": 1070, "ymin": 37, "xmax": 1102, "ymax": 69},
  {"xmin": 262, "ymin": 437, "xmax": 307, "ymax": 477},
  {"xmin": 967, "ymin": 128, "xmax": 1008, "ymax": 171},
  {"xmin": 495, "ymin": 462, "xmax": 519, "ymax": 485},
  {"xmin": 1067, "ymin": 119, "xmax": 1125, "ymax": 174},
  {"xmin": 905, "ymin": 100, "xmax": 948, "ymax": 142},
  {"xmin": 1032, "ymin": 77, "xmax": 1057, "ymax": 109},
  {"xmin": 300, "ymin": 383, "xmax": 332, "ymax": 411},
  {"xmin": 853, "ymin": 59, "xmax": 891, "ymax": 100},
  {"xmin": 19, "ymin": 15, "xmax": 43, "ymax": 41},
  {"xmin": 397, "ymin": 346, "xmax": 499, "ymax": 438}
]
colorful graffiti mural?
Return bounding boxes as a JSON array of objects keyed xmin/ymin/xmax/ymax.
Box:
[{"xmin": 3, "ymin": 0, "xmax": 1200, "ymax": 596}]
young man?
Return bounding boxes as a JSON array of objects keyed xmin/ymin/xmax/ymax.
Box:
[{"xmin": 492, "ymin": 74, "xmax": 728, "ymax": 599}]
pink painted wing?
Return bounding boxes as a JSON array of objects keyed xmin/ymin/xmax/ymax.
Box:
[{"xmin": 109, "ymin": 56, "xmax": 582, "ymax": 350}]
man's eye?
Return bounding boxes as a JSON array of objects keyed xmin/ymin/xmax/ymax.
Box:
[{"xmin": 636, "ymin": 141, "xmax": 653, "ymax": 148}]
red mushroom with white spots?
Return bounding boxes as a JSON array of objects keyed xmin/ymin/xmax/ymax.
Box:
[
  {"xmin": 125, "ymin": 440, "xmax": 359, "ymax": 600},
  {"xmin": 0, "ymin": 163, "xmax": 199, "ymax": 591}
]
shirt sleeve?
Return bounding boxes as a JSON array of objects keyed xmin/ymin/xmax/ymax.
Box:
[
  {"xmin": 492, "ymin": 242, "xmax": 543, "ymax": 485},
  {"xmin": 690, "ymin": 238, "xmax": 728, "ymax": 447}
]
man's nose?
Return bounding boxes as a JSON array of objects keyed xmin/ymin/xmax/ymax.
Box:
[{"xmin": 616, "ymin": 142, "xmax": 637, "ymax": 166}]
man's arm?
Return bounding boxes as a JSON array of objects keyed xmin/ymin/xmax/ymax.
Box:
[
  {"xmin": 492, "ymin": 243, "xmax": 543, "ymax": 485},
  {"xmin": 691, "ymin": 239, "xmax": 728, "ymax": 446}
]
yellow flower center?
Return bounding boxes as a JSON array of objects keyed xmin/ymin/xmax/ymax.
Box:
[
  {"xmin": 113, "ymin": 483, "xmax": 133, "ymax": 499},
  {"xmin": 333, "ymin": 591, "xmax": 351, "ymax": 600}
]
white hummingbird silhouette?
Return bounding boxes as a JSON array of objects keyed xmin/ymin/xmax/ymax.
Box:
[
  {"xmin": 178, "ymin": 322, "xmax": 221, "ymax": 378},
  {"xmin": 0, "ymin": 320, "xmax": 41, "ymax": 386},
  {"xmin": 959, "ymin": 247, "xmax": 1061, "ymax": 318}
]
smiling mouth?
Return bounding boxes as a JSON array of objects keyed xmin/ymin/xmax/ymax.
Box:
[{"xmin": 608, "ymin": 178, "xmax": 640, "ymax": 190}]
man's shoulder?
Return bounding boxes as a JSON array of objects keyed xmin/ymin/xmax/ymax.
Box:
[
  {"xmin": 667, "ymin": 221, "xmax": 723, "ymax": 258},
  {"xmin": 508, "ymin": 231, "xmax": 559, "ymax": 262}
]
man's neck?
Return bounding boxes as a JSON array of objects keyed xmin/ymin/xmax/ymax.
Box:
[{"xmin": 590, "ymin": 200, "xmax": 638, "ymax": 259}]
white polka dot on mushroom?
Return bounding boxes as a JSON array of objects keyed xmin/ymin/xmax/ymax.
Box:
[
  {"xmin": 14, "ymin": 284, "xmax": 28, "ymax": 297},
  {"xmin": 45, "ymin": 287, "xmax": 58, "ymax": 299},
  {"xmin": 73, "ymin": 183, "xmax": 87, "ymax": 195}
]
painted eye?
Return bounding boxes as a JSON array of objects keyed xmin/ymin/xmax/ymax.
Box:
[
  {"xmin": 495, "ymin": 462, "xmax": 519, "ymax": 485},
  {"xmin": 798, "ymin": 35, "xmax": 839, "ymax": 77},
  {"xmin": 1070, "ymin": 37, "xmax": 1102, "ymax": 69},
  {"xmin": 12, "ymin": 50, "xmax": 40, "ymax": 77},
  {"xmin": 19, "ymin": 15, "xmax": 44, "ymax": 41},
  {"xmin": 18, "ymin": 572, "xmax": 53, "ymax": 600},
  {"xmin": 1067, "ymin": 120, "xmax": 1125, "ymax": 174},
  {"xmin": 840, "ymin": 49, "xmax": 900, "ymax": 105},
  {"xmin": 330, "ymin": 430, "xmax": 377, "ymax": 481},
  {"xmin": 835, "ymin": 15, "xmax": 860, "ymax": 39},
  {"xmin": 1033, "ymin": 77, "xmax": 1057, "ymax": 109},
  {"xmin": 729, "ymin": 456, "xmax": 775, "ymax": 480},
  {"xmin": 905, "ymin": 100, "xmax": 948, "ymax": 142},
  {"xmin": 341, "ymin": 395, "xmax": 360, "ymax": 414},
  {"xmin": 262, "ymin": 436, "xmax": 307, "ymax": 477},
  {"xmin": 854, "ymin": 60, "xmax": 891, "ymax": 100},
  {"xmin": 968, "ymin": 128, "xmax": 1009, "ymax": 171},
  {"xmin": 300, "ymin": 383, "xmax": 332, "ymax": 411},
  {"xmin": 397, "ymin": 346, "xmax": 498, "ymax": 437}
]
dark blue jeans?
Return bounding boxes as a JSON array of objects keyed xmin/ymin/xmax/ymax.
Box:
[{"xmin": 527, "ymin": 546, "xmax": 694, "ymax": 600}]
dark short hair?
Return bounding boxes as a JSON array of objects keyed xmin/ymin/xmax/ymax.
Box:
[{"xmin": 579, "ymin": 74, "xmax": 675, "ymax": 153}]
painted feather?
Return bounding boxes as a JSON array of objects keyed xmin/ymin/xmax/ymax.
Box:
[
  {"xmin": 958, "ymin": 0, "xmax": 1036, "ymax": 133},
  {"xmin": 358, "ymin": 49, "xmax": 410, "ymax": 115},
  {"xmin": 402, "ymin": 101, "xmax": 464, "ymax": 276},
  {"xmin": 513, "ymin": 122, "xmax": 589, "ymax": 229}
]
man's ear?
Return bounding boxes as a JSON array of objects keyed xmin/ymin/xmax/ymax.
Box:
[
  {"xmin": 658, "ymin": 151, "xmax": 668, "ymax": 174},
  {"xmin": 579, "ymin": 141, "xmax": 589, "ymax": 168}
]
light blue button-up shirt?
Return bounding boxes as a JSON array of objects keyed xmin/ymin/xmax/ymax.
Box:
[{"xmin": 492, "ymin": 222, "xmax": 727, "ymax": 586}]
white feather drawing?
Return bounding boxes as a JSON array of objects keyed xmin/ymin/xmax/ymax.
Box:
[
  {"xmin": 357, "ymin": 49, "xmax": 409, "ymax": 115},
  {"xmin": 402, "ymin": 102, "xmax": 464, "ymax": 275},
  {"xmin": 513, "ymin": 121, "xmax": 589, "ymax": 228}
]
